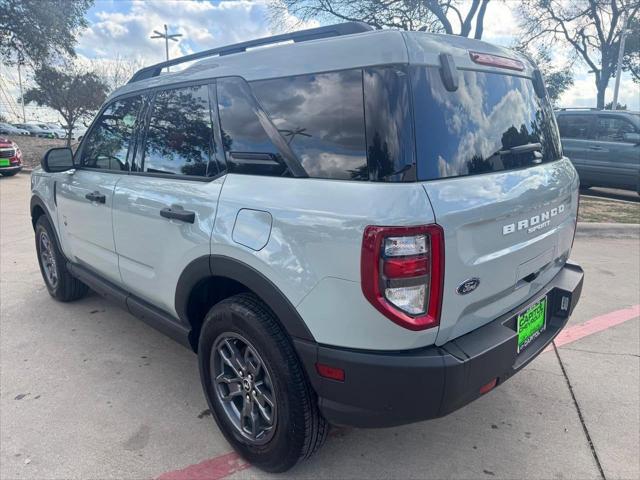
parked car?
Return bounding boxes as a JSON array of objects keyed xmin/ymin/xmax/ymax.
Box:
[
  {"xmin": 30, "ymin": 23, "xmax": 584, "ymax": 473},
  {"xmin": 32, "ymin": 123, "xmax": 67, "ymax": 139},
  {"xmin": 0, "ymin": 122, "xmax": 28, "ymax": 136},
  {"xmin": 555, "ymin": 108, "xmax": 640, "ymax": 193},
  {"xmin": 0, "ymin": 137, "xmax": 23, "ymax": 176},
  {"xmin": 12, "ymin": 123, "xmax": 55, "ymax": 138}
]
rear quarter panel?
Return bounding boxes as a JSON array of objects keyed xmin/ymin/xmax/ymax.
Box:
[{"xmin": 212, "ymin": 174, "xmax": 440, "ymax": 350}]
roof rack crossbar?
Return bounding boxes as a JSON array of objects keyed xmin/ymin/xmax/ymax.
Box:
[{"xmin": 128, "ymin": 22, "xmax": 374, "ymax": 84}]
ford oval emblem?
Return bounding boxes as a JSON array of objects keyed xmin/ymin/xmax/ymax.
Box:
[{"xmin": 457, "ymin": 278, "xmax": 480, "ymax": 295}]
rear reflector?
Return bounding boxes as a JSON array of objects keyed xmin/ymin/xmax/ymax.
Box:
[
  {"xmin": 469, "ymin": 51, "xmax": 524, "ymax": 71},
  {"xmin": 316, "ymin": 363, "xmax": 345, "ymax": 382},
  {"xmin": 361, "ymin": 224, "xmax": 444, "ymax": 331},
  {"xmin": 479, "ymin": 378, "xmax": 498, "ymax": 395}
]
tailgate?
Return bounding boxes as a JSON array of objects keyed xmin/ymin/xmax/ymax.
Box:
[{"xmin": 423, "ymin": 158, "xmax": 579, "ymax": 345}]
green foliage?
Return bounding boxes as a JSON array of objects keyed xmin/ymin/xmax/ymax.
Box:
[
  {"xmin": 0, "ymin": 0, "xmax": 93, "ymax": 65},
  {"xmin": 23, "ymin": 64, "xmax": 108, "ymax": 145},
  {"xmin": 622, "ymin": 15, "xmax": 640, "ymax": 83},
  {"xmin": 604, "ymin": 101, "xmax": 627, "ymax": 110}
]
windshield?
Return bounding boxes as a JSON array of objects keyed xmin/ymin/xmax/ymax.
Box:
[{"xmin": 412, "ymin": 67, "xmax": 562, "ymax": 181}]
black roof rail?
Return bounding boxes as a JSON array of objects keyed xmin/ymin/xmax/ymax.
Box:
[
  {"xmin": 556, "ymin": 107, "xmax": 601, "ymax": 111},
  {"xmin": 128, "ymin": 22, "xmax": 374, "ymax": 84}
]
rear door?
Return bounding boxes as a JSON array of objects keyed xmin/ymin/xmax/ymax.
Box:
[
  {"xmin": 556, "ymin": 113, "xmax": 597, "ymax": 185},
  {"xmin": 410, "ymin": 66, "xmax": 578, "ymax": 345},
  {"xmin": 56, "ymin": 95, "xmax": 142, "ymax": 284},
  {"xmin": 588, "ymin": 114, "xmax": 640, "ymax": 189},
  {"xmin": 112, "ymin": 83, "xmax": 225, "ymax": 316}
]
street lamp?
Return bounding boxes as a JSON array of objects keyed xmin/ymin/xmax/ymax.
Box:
[{"xmin": 150, "ymin": 24, "xmax": 182, "ymax": 72}]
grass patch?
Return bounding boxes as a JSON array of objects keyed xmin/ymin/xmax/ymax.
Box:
[{"xmin": 578, "ymin": 196, "xmax": 640, "ymax": 224}]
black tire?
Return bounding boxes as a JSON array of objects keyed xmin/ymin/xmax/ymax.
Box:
[
  {"xmin": 198, "ymin": 293, "xmax": 328, "ymax": 473},
  {"xmin": 35, "ymin": 215, "xmax": 88, "ymax": 302},
  {"xmin": 1, "ymin": 170, "xmax": 18, "ymax": 176}
]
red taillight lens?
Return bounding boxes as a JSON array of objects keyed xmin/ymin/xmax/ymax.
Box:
[
  {"xmin": 361, "ymin": 224, "xmax": 444, "ymax": 331},
  {"xmin": 469, "ymin": 51, "xmax": 524, "ymax": 71}
]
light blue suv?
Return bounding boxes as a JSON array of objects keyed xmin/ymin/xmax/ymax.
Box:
[{"xmin": 30, "ymin": 23, "xmax": 584, "ymax": 472}]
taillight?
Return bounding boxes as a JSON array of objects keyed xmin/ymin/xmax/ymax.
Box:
[{"xmin": 361, "ymin": 224, "xmax": 444, "ymax": 331}]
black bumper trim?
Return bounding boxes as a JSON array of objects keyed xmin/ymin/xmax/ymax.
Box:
[{"xmin": 295, "ymin": 261, "xmax": 584, "ymax": 428}]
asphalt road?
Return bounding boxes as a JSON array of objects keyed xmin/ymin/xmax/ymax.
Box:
[{"xmin": 1, "ymin": 173, "xmax": 639, "ymax": 480}]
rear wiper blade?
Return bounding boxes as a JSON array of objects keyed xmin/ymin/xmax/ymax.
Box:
[{"xmin": 498, "ymin": 142, "xmax": 542, "ymax": 155}]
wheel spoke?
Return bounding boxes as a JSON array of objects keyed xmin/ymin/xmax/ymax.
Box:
[
  {"xmin": 244, "ymin": 347, "xmax": 262, "ymax": 377},
  {"xmin": 216, "ymin": 373, "xmax": 243, "ymax": 402},
  {"xmin": 219, "ymin": 339, "xmax": 245, "ymax": 376}
]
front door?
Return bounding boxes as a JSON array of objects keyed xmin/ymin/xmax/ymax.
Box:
[
  {"xmin": 56, "ymin": 95, "xmax": 143, "ymax": 284},
  {"xmin": 112, "ymin": 83, "xmax": 225, "ymax": 316}
]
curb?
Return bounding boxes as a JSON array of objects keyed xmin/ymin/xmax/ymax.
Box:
[{"xmin": 576, "ymin": 222, "xmax": 640, "ymax": 238}]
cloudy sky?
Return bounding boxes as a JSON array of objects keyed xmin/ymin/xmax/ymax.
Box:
[{"xmin": 1, "ymin": 0, "xmax": 638, "ymax": 123}]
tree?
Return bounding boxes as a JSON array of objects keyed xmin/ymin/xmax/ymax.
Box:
[
  {"xmin": 23, "ymin": 64, "xmax": 108, "ymax": 146},
  {"xmin": 93, "ymin": 54, "xmax": 146, "ymax": 93},
  {"xmin": 271, "ymin": 0, "xmax": 491, "ymax": 38},
  {"xmin": 604, "ymin": 100, "xmax": 628, "ymax": 109},
  {"xmin": 622, "ymin": 15, "xmax": 640, "ymax": 83},
  {"xmin": 518, "ymin": 0, "xmax": 640, "ymax": 109},
  {"xmin": 514, "ymin": 45, "xmax": 574, "ymax": 105},
  {"xmin": 0, "ymin": 0, "xmax": 93, "ymax": 65}
]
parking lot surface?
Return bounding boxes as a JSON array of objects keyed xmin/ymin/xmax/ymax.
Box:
[{"xmin": 1, "ymin": 173, "xmax": 639, "ymax": 480}]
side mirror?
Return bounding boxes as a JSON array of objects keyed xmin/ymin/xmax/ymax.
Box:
[
  {"xmin": 622, "ymin": 132, "xmax": 640, "ymax": 144},
  {"xmin": 42, "ymin": 148, "xmax": 74, "ymax": 173}
]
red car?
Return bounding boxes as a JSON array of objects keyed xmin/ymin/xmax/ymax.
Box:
[{"xmin": 0, "ymin": 137, "xmax": 23, "ymax": 176}]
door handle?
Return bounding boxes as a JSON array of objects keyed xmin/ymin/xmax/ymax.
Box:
[
  {"xmin": 588, "ymin": 145, "xmax": 604, "ymax": 151},
  {"xmin": 160, "ymin": 206, "xmax": 195, "ymax": 224},
  {"xmin": 85, "ymin": 191, "xmax": 106, "ymax": 203}
]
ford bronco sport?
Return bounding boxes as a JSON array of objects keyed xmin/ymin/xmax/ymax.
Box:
[{"xmin": 30, "ymin": 23, "xmax": 584, "ymax": 472}]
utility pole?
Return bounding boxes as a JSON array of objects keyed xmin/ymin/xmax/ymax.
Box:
[
  {"xmin": 612, "ymin": 2, "xmax": 630, "ymax": 110},
  {"xmin": 17, "ymin": 52, "xmax": 25, "ymax": 122},
  {"xmin": 150, "ymin": 24, "xmax": 182, "ymax": 72}
]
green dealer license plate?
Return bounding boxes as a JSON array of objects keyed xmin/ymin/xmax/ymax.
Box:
[
  {"xmin": 0, "ymin": 159, "xmax": 10, "ymax": 167},
  {"xmin": 517, "ymin": 296, "xmax": 547, "ymax": 353}
]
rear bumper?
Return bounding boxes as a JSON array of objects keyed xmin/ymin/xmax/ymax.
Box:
[{"xmin": 295, "ymin": 261, "xmax": 584, "ymax": 428}]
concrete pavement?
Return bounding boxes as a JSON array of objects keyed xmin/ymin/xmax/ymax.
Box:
[{"xmin": 1, "ymin": 173, "xmax": 638, "ymax": 480}]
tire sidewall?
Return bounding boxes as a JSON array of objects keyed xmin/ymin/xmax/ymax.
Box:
[{"xmin": 198, "ymin": 297, "xmax": 307, "ymax": 470}]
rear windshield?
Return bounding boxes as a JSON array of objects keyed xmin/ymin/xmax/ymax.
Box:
[{"xmin": 412, "ymin": 67, "xmax": 562, "ymax": 180}]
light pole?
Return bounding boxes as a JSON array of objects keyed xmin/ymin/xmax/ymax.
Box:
[
  {"xmin": 612, "ymin": 3, "xmax": 631, "ymax": 110},
  {"xmin": 150, "ymin": 24, "xmax": 182, "ymax": 72},
  {"xmin": 17, "ymin": 52, "xmax": 25, "ymax": 122}
]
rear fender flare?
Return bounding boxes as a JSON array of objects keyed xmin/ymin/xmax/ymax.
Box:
[{"xmin": 175, "ymin": 255, "xmax": 315, "ymax": 342}]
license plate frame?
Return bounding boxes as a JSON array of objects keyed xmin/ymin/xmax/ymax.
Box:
[
  {"xmin": 0, "ymin": 159, "xmax": 10, "ymax": 167},
  {"xmin": 517, "ymin": 295, "xmax": 547, "ymax": 354}
]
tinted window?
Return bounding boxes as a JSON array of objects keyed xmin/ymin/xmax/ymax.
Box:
[
  {"xmin": 217, "ymin": 77, "xmax": 286, "ymax": 176},
  {"xmin": 251, "ymin": 70, "xmax": 367, "ymax": 180},
  {"xmin": 595, "ymin": 116, "xmax": 637, "ymax": 142},
  {"xmin": 81, "ymin": 96, "xmax": 142, "ymax": 171},
  {"xmin": 143, "ymin": 85, "xmax": 214, "ymax": 177},
  {"xmin": 363, "ymin": 66, "xmax": 415, "ymax": 181},
  {"xmin": 557, "ymin": 114, "xmax": 593, "ymax": 139},
  {"xmin": 412, "ymin": 67, "xmax": 562, "ymax": 180}
]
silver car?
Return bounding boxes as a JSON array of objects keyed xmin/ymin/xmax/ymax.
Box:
[{"xmin": 556, "ymin": 109, "xmax": 640, "ymax": 193}]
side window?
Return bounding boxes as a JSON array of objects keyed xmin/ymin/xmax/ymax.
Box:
[
  {"xmin": 251, "ymin": 70, "xmax": 368, "ymax": 180},
  {"xmin": 595, "ymin": 116, "xmax": 637, "ymax": 142},
  {"xmin": 216, "ymin": 77, "xmax": 286, "ymax": 176},
  {"xmin": 142, "ymin": 85, "xmax": 214, "ymax": 177},
  {"xmin": 557, "ymin": 115, "xmax": 592, "ymax": 139},
  {"xmin": 81, "ymin": 96, "xmax": 142, "ymax": 171}
]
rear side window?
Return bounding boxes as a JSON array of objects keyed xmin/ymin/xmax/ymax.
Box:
[
  {"xmin": 81, "ymin": 96, "xmax": 142, "ymax": 171},
  {"xmin": 251, "ymin": 70, "xmax": 368, "ymax": 180},
  {"xmin": 142, "ymin": 85, "xmax": 214, "ymax": 177},
  {"xmin": 595, "ymin": 116, "xmax": 637, "ymax": 142},
  {"xmin": 412, "ymin": 67, "xmax": 562, "ymax": 180},
  {"xmin": 557, "ymin": 115, "xmax": 593, "ymax": 139}
]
